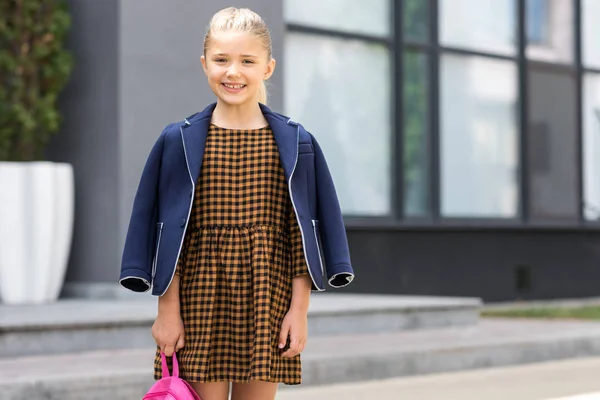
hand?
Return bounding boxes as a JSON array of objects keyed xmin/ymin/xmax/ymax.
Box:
[
  {"xmin": 278, "ymin": 309, "xmax": 308, "ymax": 358},
  {"xmin": 152, "ymin": 313, "xmax": 185, "ymax": 357}
]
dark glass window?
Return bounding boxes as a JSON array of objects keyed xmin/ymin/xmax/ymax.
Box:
[
  {"xmin": 403, "ymin": 0, "xmax": 428, "ymax": 42},
  {"xmin": 404, "ymin": 51, "xmax": 430, "ymax": 216},
  {"xmin": 527, "ymin": 69, "xmax": 578, "ymax": 220}
]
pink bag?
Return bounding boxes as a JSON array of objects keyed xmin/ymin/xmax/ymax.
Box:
[{"xmin": 143, "ymin": 352, "xmax": 201, "ymax": 400}]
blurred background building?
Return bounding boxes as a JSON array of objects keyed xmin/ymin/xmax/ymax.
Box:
[{"xmin": 50, "ymin": 0, "xmax": 600, "ymax": 302}]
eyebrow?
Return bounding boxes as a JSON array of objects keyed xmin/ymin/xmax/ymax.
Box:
[{"xmin": 212, "ymin": 53, "xmax": 258, "ymax": 58}]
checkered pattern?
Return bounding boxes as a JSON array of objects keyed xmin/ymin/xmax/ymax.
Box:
[{"xmin": 154, "ymin": 124, "xmax": 306, "ymax": 385}]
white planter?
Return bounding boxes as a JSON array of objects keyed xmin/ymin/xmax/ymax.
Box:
[{"xmin": 0, "ymin": 162, "xmax": 74, "ymax": 304}]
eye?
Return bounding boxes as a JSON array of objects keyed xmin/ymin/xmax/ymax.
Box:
[
  {"xmin": 214, "ymin": 58, "xmax": 227, "ymax": 63},
  {"xmin": 242, "ymin": 59, "xmax": 255, "ymax": 64}
]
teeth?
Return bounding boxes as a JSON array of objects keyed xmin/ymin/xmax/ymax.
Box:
[{"xmin": 224, "ymin": 83, "xmax": 244, "ymax": 89}]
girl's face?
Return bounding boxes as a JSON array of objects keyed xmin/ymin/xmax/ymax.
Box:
[{"xmin": 201, "ymin": 31, "xmax": 275, "ymax": 107}]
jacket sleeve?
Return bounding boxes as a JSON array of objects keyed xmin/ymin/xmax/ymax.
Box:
[
  {"xmin": 119, "ymin": 124, "xmax": 171, "ymax": 292},
  {"xmin": 311, "ymin": 133, "xmax": 355, "ymax": 288}
]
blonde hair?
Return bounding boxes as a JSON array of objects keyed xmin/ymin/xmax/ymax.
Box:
[{"xmin": 204, "ymin": 7, "xmax": 273, "ymax": 104}]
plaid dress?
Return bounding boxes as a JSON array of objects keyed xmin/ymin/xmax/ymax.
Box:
[{"xmin": 154, "ymin": 124, "xmax": 306, "ymax": 385}]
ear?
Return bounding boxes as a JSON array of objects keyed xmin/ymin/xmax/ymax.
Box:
[
  {"xmin": 264, "ymin": 58, "xmax": 276, "ymax": 81},
  {"xmin": 200, "ymin": 55, "xmax": 208, "ymax": 76}
]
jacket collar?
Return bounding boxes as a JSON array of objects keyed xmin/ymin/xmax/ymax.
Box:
[{"xmin": 180, "ymin": 102, "xmax": 299, "ymax": 184}]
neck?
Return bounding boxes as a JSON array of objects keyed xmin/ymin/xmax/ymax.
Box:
[{"xmin": 211, "ymin": 100, "xmax": 268, "ymax": 129}]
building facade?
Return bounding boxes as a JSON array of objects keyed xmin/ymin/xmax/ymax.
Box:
[{"xmin": 52, "ymin": 0, "xmax": 600, "ymax": 302}]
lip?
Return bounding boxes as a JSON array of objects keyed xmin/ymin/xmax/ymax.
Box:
[{"xmin": 221, "ymin": 83, "xmax": 246, "ymax": 93}]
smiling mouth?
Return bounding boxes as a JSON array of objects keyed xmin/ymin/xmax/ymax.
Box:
[{"xmin": 222, "ymin": 83, "xmax": 246, "ymax": 89}]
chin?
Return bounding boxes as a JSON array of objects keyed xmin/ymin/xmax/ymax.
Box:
[
  {"xmin": 210, "ymin": 85, "xmax": 258, "ymax": 106},
  {"xmin": 215, "ymin": 94, "xmax": 254, "ymax": 107}
]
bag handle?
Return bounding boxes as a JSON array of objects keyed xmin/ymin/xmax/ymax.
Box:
[{"xmin": 160, "ymin": 351, "xmax": 179, "ymax": 378}]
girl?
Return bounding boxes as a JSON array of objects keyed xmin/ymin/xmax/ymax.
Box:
[{"xmin": 119, "ymin": 7, "xmax": 354, "ymax": 400}]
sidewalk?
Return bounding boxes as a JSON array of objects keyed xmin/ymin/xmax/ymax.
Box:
[
  {"xmin": 276, "ymin": 357, "xmax": 600, "ymax": 400},
  {"xmin": 4, "ymin": 318, "xmax": 600, "ymax": 399}
]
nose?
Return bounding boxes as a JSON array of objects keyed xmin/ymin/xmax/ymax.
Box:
[{"xmin": 226, "ymin": 63, "xmax": 241, "ymax": 78}]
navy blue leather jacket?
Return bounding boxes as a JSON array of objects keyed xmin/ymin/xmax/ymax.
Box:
[{"xmin": 119, "ymin": 103, "xmax": 354, "ymax": 295}]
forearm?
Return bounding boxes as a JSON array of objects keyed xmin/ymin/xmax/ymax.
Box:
[
  {"xmin": 158, "ymin": 274, "xmax": 181, "ymax": 317},
  {"xmin": 289, "ymin": 274, "xmax": 311, "ymax": 313}
]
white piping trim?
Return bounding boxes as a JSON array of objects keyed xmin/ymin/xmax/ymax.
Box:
[
  {"xmin": 288, "ymin": 122, "xmax": 324, "ymax": 292},
  {"xmin": 119, "ymin": 276, "xmax": 151, "ymax": 292},
  {"xmin": 159, "ymin": 126, "xmax": 196, "ymax": 296},
  {"xmin": 328, "ymin": 273, "xmax": 355, "ymax": 288}
]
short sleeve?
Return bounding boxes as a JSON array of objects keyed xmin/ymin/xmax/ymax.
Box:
[{"xmin": 289, "ymin": 206, "xmax": 308, "ymax": 278}]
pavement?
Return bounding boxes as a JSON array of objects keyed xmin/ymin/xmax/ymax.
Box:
[
  {"xmin": 5, "ymin": 317, "xmax": 600, "ymax": 399},
  {"xmin": 276, "ymin": 357, "xmax": 600, "ymax": 400},
  {"xmin": 483, "ymin": 297, "xmax": 600, "ymax": 311},
  {"xmin": 5, "ymin": 294, "xmax": 600, "ymax": 399},
  {"xmin": 0, "ymin": 294, "xmax": 480, "ymax": 359}
]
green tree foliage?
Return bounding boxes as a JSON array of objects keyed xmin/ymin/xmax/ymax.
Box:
[{"xmin": 0, "ymin": 0, "xmax": 73, "ymax": 161}]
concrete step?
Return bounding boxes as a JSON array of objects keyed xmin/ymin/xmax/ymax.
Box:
[
  {"xmin": 2, "ymin": 318, "xmax": 600, "ymax": 400},
  {"xmin": 0, "ymin": 293, "xmax": 480, "ymax": 358}
]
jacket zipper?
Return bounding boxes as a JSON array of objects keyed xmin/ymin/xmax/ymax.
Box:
[
  {"xmin": 311, "ymin": 220, "xmax": 325, "ymax": 276},
  {"xmin": 143, "ymin": 391, "xmax": 167, "ymax": 399},
  {"xmin": 143, "ymin": 391, "xmax": 177, "ymax": 400},
  {"xmin": 288, "ymin": 121, "xmax": 324, "ymax": 291},
  {"xmin": 152, "ymin": 222, "xmax": 164, "ymax": 279}
]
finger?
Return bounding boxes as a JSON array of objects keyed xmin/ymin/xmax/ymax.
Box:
[
  {"xmin": 283, "ymin": 339, "xmax": 300, "ymax": 358},
  {"xmin": 298, "ymin": 340, "xmax": 306, "ymax": 354},
  {"xmin": 164, "ymin": 344, "xmax": 175, "ymax": 357},
  {"xmin": 282, "ymin": 348, "xmax": 298, "ymax": 358},
  {"xmin": 176, "ymin": 335, "xmax": 185, "ymax": 351},
  {"xmin": 290, "ymin": 338, "xmax": 300, "ymax": 354},
  {"xmin": 293, "ymin": 339, "xmax": 303, "ymax": 354},
  {"xmin": 279, "ymin": 323, "xmax": 290, "ymax": 350}
]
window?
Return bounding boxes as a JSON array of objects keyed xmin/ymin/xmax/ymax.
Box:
[
  {"xmin": 440, "ymin": 54, "xmax": 519, "ymax": 218},
  {"xmin": 439, "ymin": 0, "xmax": 517, "ymax": 55},
  {"xmin": 404, "ymin": 51, "xmax": 430, "ymax": 217},
  {"xmin": 284, "ymin": 0, "xmax": 391, "ymax": 38},
  {"xmin": 583, "ymin": 73, "xmax": 600, "ymax": 221},
  {"xmin": 403, "ymin": 0, "xmax": 428, "ymax": 42},
  {"xmin": 284, "ymin": 0, "xmax": 591, "ymax": 226},
  {"xmin": 527, "ymin": 0, "xmax": 548, "ymax": 44},
  {"xmin": 284, "ymin": 33, "xmax": 392, "ymax": 215},
  {"xmin": 526, "ymin": 0, "xmax": 573, "ymax": 63},
  {"xmin": 582, "ymin": 0, "xmax": 600, "ymax": 68},
  {"xmin": 527, "ymin": 69, "xmax": 577, "ymax": 220}
]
